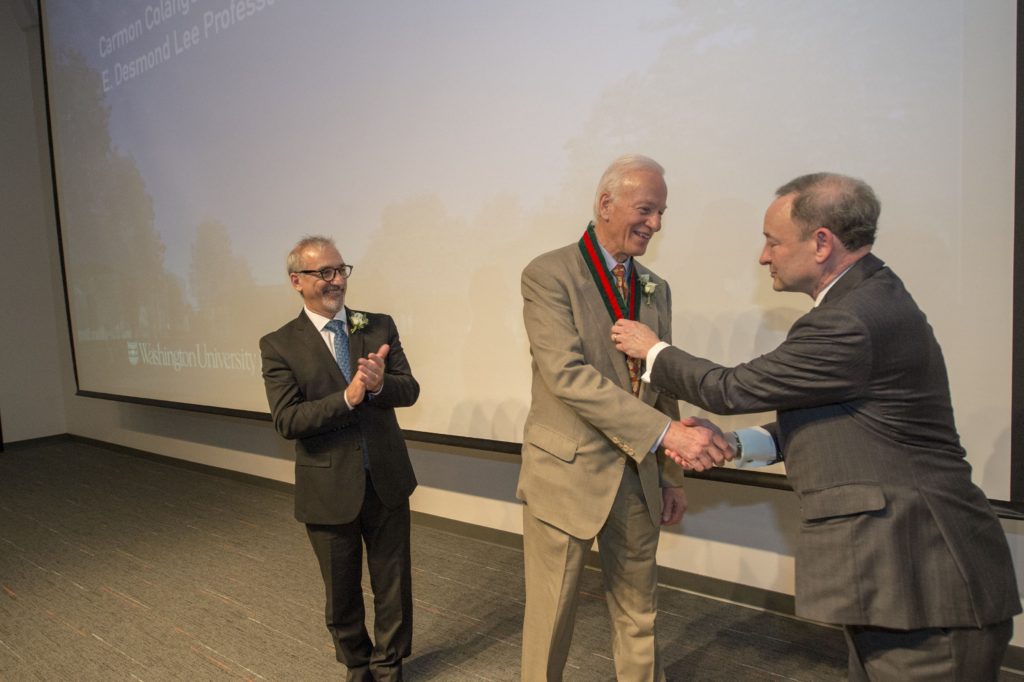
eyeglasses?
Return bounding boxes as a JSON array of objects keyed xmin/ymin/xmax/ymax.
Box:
[{"xmin": 296, "ymin": 264, "xmax": 354, "ymax": 281}]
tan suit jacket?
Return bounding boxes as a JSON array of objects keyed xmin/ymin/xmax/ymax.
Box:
[{"xmin": 518, "ymin": 243, "xmax": 684, "ymax": 540}]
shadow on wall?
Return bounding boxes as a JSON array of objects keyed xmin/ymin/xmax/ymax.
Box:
[
  {"xmin": 113, "ymin": 399, "xmax": 293, "ymax": 461},
  {"xmin": 668, "ymin": 475, "xmax": 800, "ymax": 556}
]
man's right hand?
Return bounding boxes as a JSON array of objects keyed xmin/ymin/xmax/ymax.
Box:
[
  {"xmin": 662, "ymin": 417, "xmax": 734, "ymax": 472},
  {"xmin": 345, "ymin": 376, "xmax": 367, "ymax": 407}
]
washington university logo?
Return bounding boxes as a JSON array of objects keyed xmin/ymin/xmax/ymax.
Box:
[{"xmin": 127, "ymin": 341, "xmax": 140, "ymax": 366}]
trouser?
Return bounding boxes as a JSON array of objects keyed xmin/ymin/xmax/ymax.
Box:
[
  {"xmin": 306, "ymin": 473, "xmax": 412, "ymax": 682},
  {"xmin": 521, "ymin": 463, "xmax": 664, "ymax": 681},
  {"xmin": 844, "ymin": 618, "xmax": 1013, "ymax": 681}
]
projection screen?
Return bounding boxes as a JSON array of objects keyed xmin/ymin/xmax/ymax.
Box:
[{"xmin": 41, "ymin": 0, "xmax": 1018, "ymax": 502}]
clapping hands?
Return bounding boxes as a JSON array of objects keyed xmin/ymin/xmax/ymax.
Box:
[{"xmin": 345, "ymin": 344, "xmax": 390, "ymax": 406}]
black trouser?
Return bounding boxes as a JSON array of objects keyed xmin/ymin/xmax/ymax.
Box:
[{"xmin": 306, "ymin": 474, "xmax": 412, "ymax": 682}]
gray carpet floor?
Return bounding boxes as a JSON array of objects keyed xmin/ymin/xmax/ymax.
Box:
[{"xmin": 0, "ymin": 439, "xmax": 1016, "ymax": 681}]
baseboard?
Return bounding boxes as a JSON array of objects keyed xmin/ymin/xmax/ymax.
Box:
[
  {"xmin": 412, "ymin": 509, "xmax": 524, "ymax": 550},
  {"xmin": 1005, "ymin": 643, "xmax": 1024, "ymax": 674},
  {"xmin": 411, "ymin": 510, "xmax": 796, "ymax": 615},
  {"xmin": 23, "ymin": 434, "xmax": 1024, "ymax": 670},
  {"xmin": 2, "ymin": 433, "xmax": 74, "ymax": 450},
  {"xmin": 655, "ymin": 563, "xmax": 796, "ymax": 614},
  {"xmin": 65, "ymin": 433, "xmax": 294, "ymax": 493}
]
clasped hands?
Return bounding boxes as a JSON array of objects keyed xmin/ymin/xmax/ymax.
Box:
[
  {"xmin": 663, "ymin": 417, "xmax": 735, "ymax": 472},
  {"xmin": 345, "ymin": 344, "xmax": 390, "ymax": 406},
  {"xmin": 611, "ymin": 319, "xmax": 736, "ymax": 471}
]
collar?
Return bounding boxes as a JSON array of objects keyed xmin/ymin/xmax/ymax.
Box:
[
  {"xmin": 305, "ymin": 306, "xmax": 347, "ymax": 331},
  {"xmin": 813, "ymin": 266, "xmax": 854, "ymax": 307},
  {"xmin": 814, "ymin": 252, "xmax": 884, "ymax": 307},
  {"xmin": 597, "ymin": 241, "xmax": 631, "ymax": 275}
]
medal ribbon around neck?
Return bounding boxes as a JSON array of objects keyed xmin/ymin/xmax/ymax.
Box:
[{"xmin": 578, "ymin": 222, "xmax": 639, "ymax": 323}]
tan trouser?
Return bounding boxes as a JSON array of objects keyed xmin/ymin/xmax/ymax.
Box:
[{"xmin": 521, "ymin": 464, "xmax": 664, "ymax": 682}]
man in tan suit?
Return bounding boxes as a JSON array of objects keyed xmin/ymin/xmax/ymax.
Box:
[{"xmin": 518, "ymin": 155, "xmax": 729, "ymax": 681}]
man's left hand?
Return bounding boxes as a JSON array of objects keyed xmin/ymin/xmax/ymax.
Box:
[
  {"xmin": 612, "ymin": 319, "xmax": 660, "ymax": 359},
  {"xmin": 661, "ymin": 486, "xmax": 687, "ymax": 525},
  {"xmin": 356, "ymin": 344, "xmax": 390, "ymax": 393}
]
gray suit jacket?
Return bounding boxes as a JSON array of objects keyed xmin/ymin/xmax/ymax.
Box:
[
  {"xmin": 518, "ymin": 243, "xmax": 685, "ymax": 540},
  {"xmin": 260, "ymin": 308, "xmax": 419, "ymax": 525},
  {"xmin": 651, "ymin": 253, "xmax": 1019, "ymax": 629}
]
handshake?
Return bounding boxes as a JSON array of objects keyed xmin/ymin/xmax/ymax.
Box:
[
  {"xmin": 610, "ymin": 318, "xmax": 774, "ymax": 471},
  {"xmin": 609, "ymin": 319, "xmax": 738, "ymax": 470},
  {"xmin": 662, "ymin": 417, "xmax": 737, "ymax": 472}
]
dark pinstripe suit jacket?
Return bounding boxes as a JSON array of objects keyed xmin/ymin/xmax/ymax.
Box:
[
  {"xmin": 651, "ymin": 253, "xmax": 1019, "ymax": 628},
  {"xmin": 260, "ymin": 308, "xmax": 419, "ymax": 525}
]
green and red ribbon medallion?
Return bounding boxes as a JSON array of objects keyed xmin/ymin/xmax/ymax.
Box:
[{"xmin": 578, "ymin": 222, "xmax": 639, "ymax": 323}]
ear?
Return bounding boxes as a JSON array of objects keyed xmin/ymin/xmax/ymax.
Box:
[
  {"xmin": 290, "ymin": 272, "xmax": 302, "ymax": 291},
  {"xmin": 812, "ymin": 228, "xmax": 836, "ymax": 263},
  {"xmin": 598, "ymin": 191, "xmax": 614, "ymax": 220}
]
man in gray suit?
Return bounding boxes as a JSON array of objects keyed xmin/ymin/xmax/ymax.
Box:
[
  {"xmin": 519, "ymin": 155, "xmax": 729, "ymax": 681},
  {"xmin": 612, "ymin": 173, "xmax": 1020, "ymax": 680},
  {"xmin": 261, "ymin": 236, "xmax": 419, "ymax": 682}
]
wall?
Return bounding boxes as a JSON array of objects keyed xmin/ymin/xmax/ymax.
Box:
[
  {"xmin": 3, "ymin": 0, "xmax": 1021, "ymax": 651},
  {"xmin": 0, "ymin": 0, "xmax": 66, "ymax": 442}
]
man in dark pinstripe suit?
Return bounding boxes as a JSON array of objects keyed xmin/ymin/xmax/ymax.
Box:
[
  {"xmin": 261, "ymin": 236, "xmax": 419, "ymax": 682},
  {"xmin": 612, "ymin": 173, "xmax": 1019, "ymax": 680}
]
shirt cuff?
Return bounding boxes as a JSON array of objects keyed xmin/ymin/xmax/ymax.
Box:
[
  {"xmin": 642, "ymin": 341, "xmax": 670, "ymax": 383},
  {"xmin": 650, "ymin": 420, "xmax": 671, "ymax": 453},
  {"xmin": 733, "ymin": 427, "xmax": 780, "ymax": 467}
]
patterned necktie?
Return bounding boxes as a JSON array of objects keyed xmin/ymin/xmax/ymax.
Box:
[
  {"xmin": 323, "ymin": 319, "xmax": 351, "ymax": 381},
  {"xmin": 612, "ymin": 264, "xmax": 641, "ymax": 397},
  {"xmin": 324, "ymin": 318, "xmax": 369, "ymax": 469}
]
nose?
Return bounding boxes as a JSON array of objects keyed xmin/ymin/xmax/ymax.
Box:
[
  {"xmin": 647, "ymin": 213, "xmax": 662, "ymax": 231},
  {"xmin": 758, "ymin": 243, "xmax": 771, "ymax": 266}
]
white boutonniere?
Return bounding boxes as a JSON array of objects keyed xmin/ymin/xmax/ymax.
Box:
[
  {"xmin": 349, "ymin": 312, "xmax": 369, "ymax": 333},
  {"xmin": 638, "ymin": 274, "xmax": 658, "ymax": 305}
]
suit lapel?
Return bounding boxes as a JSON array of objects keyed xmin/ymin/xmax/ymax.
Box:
[
  {"xmin": 346, "ymin": 307, "xmax": 366, "ymax": 367},
  {"xmin": 635, "ymin": 266, "xmax": 659, "ymax": 331},
  {"xmin": 294, "ymin": 310, "xmax": 348, "ymax": 384},
  {"xmin": 634, "ymin": 263, "xmax": 661, "ymax": 405}
]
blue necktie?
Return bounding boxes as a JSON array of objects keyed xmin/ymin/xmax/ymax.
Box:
[
  {"xmin": 325, "ymin": 318, "xmax": 369, "ymax": 469},
  {"xmin": 324, "ymin": 319, "xmax": 351, "ymax": 380}
]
